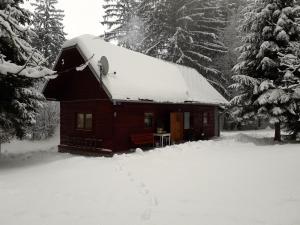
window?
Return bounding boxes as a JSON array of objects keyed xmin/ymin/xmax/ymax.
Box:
[
  {"xmin": 77, "ymin": 113, "xmax": 85, "ymax": 129},
  {"xmin": 203, "ymin": 112, "xmax": 208, "ymax": 125},
  {"xmin": 144, "ymin": 113, "xmax": 153, "ymax": 128},
  {"xmin": 76, "ymin": 113, "xmax": 93, "ymax": 130},
  {"xmin": 85, "ymin": 114, "xmax": 93, "ymax": 130},
  {"xmin": 184, "ymin": 112, "xmax": 190, "ymax": 129}
]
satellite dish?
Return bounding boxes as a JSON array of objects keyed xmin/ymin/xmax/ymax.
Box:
[{"xmin": 100, "ymin": 56, "xmax": 109, "ymax": 76}]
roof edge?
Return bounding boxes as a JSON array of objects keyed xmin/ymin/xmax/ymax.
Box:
[{"xmin": 114, "ymin": 98, "xmax": 228, "ymax": 106}]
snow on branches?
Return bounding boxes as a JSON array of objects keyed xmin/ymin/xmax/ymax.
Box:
[
  {"xmin": 0, "ymin": 1, "xmax": 56, "ymax": 139},
  {"xmin": 231, "ymin": 0, "xmax": 300, "ymax": 139},
  {"xmin": 31, "ymin": 0, "xmax": 66, "ymax": 68},
  {"xmin": 0, "ymin": 60, "xmax": 55, "ymax": 78},
  {"xmin": 102, "ymin": 0, "xmax": 228, "ymax": 94}
]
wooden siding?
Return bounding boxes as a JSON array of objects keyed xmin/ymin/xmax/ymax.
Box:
[
  {"xmin": 44, "ymin": 48, "xmax": 109, "ymax": 101},
  {"xmin": 59, "ymin": 101, "xmax": 217, "ymax": 153},
  {"xmin": 60, "ymin": 100, "xmax": 114, "ymax": 150},
  {"xmin": 112, "ymin": 102, "xmax": 217, "ymax": 152}
]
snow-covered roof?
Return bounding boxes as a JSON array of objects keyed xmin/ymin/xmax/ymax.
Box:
[{"xmin": 62, "ymin": 34, "xmax": 228, "ymax": 105}]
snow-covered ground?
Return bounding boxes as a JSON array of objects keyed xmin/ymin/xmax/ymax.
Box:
[{"xmin": 1, "ymin": 129, "xmax": 300, "ymax": 225}]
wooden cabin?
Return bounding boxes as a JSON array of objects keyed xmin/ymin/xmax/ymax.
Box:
[{"xmin": 44, "ymin": 34, "xmax": 228, "ymax": 155}]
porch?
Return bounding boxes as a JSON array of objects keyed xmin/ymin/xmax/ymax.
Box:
[{"xmin": 130, "ymin": 111, "xmax": 212, "ymax": 149}]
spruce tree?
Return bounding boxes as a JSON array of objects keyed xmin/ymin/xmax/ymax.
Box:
[
  {"xmin": 231, "ymin": 0, "xmax": 300, "ymax": 141},
  {"xmin": 0, "ymin": 0, "xmax": 54, "ymax": 140},
  {"xmin": 102, "ymin": 0, "xmax": 142, "ymax": 50},
  {"xmin": 31, "ymin": 0, "xmax": 66, "ymax": 68},
  {"xmin": 213, "ymin": 0, "xmax": 247, "ymax": 99},
  {"xmin": 30, "ymin": 0, "xmax": 65, "ymax": 140},
  {"xmin": 102, "ymin": 0, "xmax": 227, "ymax": 93},
  {"xmin": 277, "ymin": 47, "xmax": 300, "ymax": 139}
]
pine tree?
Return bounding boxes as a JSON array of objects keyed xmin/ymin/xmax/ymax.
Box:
[
  {"xmin": 218, "ymin": 0, "xmax": 246, "ymax": 18},
  {"xmin": 277, "ymin": 48, "xmax": 300, "ymax": 139},
  {"xmin": 31, "ymin": 0, "xmax": 66, "ymax": 68},
  {"xmin": 30, "ymin": 100, "xmax": 59, "ymax": 140},
  {"xmin": 231, "ymin": 0, "xmax": 300, "ymax": 141},
  {"xmin": 0, "ymin": 0, "xmax": 54, "ymax": 141},
  {"xmin": 102, "ymin": 0, "xmax": 142, "ymax": 50},
  {"xmin": 30, "ymin": 0, "xmax": 65, "ymax": 139},
  {"xmin": 102, "ymin": 0, "xmax": 228, "ymax": 93},
  {"xmin": 213, "ymin": 0, "xmax": 247, "ymax": 99}
]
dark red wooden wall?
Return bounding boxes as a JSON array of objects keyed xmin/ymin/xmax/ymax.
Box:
[
  {"xmin": 44, "ymin": 47, "xmax": 109, "ymax": 101},
  {"xmin": 44, "ymin": 47, "xmax": 115, "ymax": 151},
  {"xmin": 60, "ymin": 100, "xmax": 114, "ymax": 150},
  {"xmin": 112, "ymin": 102, "xmax": 217, "ymax": 151}
]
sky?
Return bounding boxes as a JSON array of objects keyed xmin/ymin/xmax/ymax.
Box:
[{"xmin": 25, "ymin": 0, "xmax": 106, "ymax": 39}]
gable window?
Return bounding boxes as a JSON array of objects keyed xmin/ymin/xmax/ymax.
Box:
[
  {"xmin": 76, "ymin": 113, "xmax": 93, "ymax": 130},
  {"xmin": 184, "ymin": 112, "xmax": 190, "ymax": 129},
  {"xmin": 144, "ymin": 113, "xmax": 153, "ymax": 128},
  {"xmin": 203, "ymin": 112, "xmax": 208, "ymax": 125}
]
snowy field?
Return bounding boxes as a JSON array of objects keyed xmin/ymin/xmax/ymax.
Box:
[{"xmin": 1, "ymin": 129, "xmax": 300, "ymax": 225}]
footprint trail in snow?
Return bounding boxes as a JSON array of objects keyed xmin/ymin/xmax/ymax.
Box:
[{"xmin": 115, "ymin": 155, "xmax": 159, "ymax": 222}]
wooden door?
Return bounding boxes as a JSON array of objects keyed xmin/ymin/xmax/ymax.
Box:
[{"xmin": 170, "ymin": 112, "xmax": 184, "ymax": 143}]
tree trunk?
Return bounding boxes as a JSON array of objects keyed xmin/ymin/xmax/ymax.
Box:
[{"xmin": 274, "ymin": 122, "xmax": 281, "ymax": 141}]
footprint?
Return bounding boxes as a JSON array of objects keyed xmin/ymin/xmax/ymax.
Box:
[
  {"xmin": 151, "ymin": 197, "xmax": 159, "ymax": 206},
  {"xmin": 141, "ymin": 209, "xmax": 151, "ymax": 221},
  {"xmin": 117, "ymin": 164, "xmax": 157, "ymax": 223},
  {"xmin": 142, "ymin": 188, "xmax": 149, "ymax": 195}
]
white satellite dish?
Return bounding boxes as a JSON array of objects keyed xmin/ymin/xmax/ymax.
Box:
[{"xmin": 99, "ymin": 56, "xmax": 109, "ymax": 76}]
